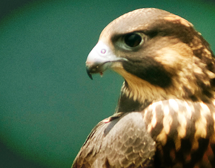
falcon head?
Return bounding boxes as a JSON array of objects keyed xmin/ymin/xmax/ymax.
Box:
[{"xmin": 86, "ymin": 8, "xmax": 215, "ymax": 108}]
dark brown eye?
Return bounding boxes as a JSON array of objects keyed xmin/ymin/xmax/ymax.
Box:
[{"xmin": 124, "ymin": 33, "xmax": 142, "ymax": 47}]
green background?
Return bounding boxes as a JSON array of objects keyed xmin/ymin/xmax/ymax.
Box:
[{"xmin": 0, "ymin": 0, "xmax": 215, "ymax": 167}]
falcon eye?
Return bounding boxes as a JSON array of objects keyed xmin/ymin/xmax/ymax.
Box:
[{"xmin": 124, "ymin": 33, "xmax": 142, "ymax": 48}]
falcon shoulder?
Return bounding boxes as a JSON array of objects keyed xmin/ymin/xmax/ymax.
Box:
[
  {"xmin": 72, "ymin": 112, "xmax": 155, "ymax": 168},
  {"xmin": 72, "ymin": 100, "xmax": 215, "ymax": 168}
]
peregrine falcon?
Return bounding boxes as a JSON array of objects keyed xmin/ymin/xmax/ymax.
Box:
[{"xmin": 72, "ymin": 8, "xmax": 215, "ymax": 168}]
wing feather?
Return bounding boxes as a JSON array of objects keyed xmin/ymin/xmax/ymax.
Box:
[
  {"xmin": 72, "ymin": 99, "xmax": 215, "ymax": 168},
  {"xmin": 72, "ymin": 112, "xmax": 156, "ymax": 168}
]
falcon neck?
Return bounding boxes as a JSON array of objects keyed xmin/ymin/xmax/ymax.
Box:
[
  {"xmin": 116, "ymin": 81, "xmax": 152, "ymax": 113},
  {"xmin": 115, "ymin": 74, "xmax": 174, "ymax": 113},
  {"xmin": 116, "ymin": 92, "xmax": 151, "ymax": 113}
]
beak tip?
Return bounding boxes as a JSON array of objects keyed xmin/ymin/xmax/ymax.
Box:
[{"xmin": 86, "ymin": 67, "xmax": 93, "ymax": 80}]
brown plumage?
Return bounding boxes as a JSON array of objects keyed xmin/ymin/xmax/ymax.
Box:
[{"xmin": 72, "ymin": 8, "xmax": 215, "ymax": 168}]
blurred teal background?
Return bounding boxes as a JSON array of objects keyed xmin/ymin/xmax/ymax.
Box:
[{"xmin": 0, "ymin": 0, "xmax": 214, "ymax": 167}]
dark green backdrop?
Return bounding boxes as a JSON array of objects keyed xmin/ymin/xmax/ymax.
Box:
[{"xmin": 0, "ymin": 0, "xmax": 215, "ymax": 167}]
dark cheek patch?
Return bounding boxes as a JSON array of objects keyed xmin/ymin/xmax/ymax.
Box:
[{"xmin": 122, "ymin": 56, "xmax": 172, "ymax": 88}]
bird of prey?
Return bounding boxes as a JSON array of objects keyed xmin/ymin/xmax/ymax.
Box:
[{"xmin": 72, "ymin": 8, "xmax": 215, "ymax": 168}]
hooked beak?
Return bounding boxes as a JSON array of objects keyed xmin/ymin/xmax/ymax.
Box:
[{"xmin": 86, "ymin": 41, "xmax": 126, "ymax": 79}]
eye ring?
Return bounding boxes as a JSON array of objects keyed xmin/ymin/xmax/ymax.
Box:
[
  {"xmin": 124, "ymin": 33, "xmax": 143, "ymax": 48},
  {"xmin": 114, "ymin": 32, "xmax": 146, "ymax": 51}
]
